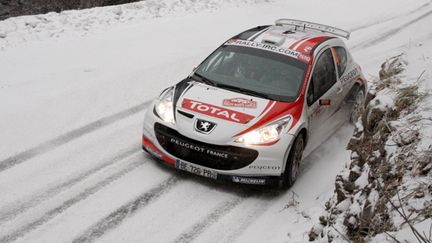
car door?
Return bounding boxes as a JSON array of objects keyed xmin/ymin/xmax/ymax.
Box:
[
  {"xmin": 305, "ymin": 47, "xmax": 341, "ymax": 152},
  {"xmin": 331, "ymin": 46, "xmax": 350, "ymax": 100}
]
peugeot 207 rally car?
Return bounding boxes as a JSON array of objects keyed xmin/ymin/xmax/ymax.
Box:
[{"xmin": 142, "ymin": 19, "xmax": 366, "ymax": 187}]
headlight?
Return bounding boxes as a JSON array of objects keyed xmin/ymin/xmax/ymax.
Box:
[
  {"xmin": 235, "ymin": 116, "xmax": 292, "ymax": 145},
  {"xmin": 155, "ymin": 87, "xmax": 175, "ymax": 124}
]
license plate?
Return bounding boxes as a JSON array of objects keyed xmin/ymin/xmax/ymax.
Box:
[{"xmin": 175, "ymin": 160, "xmax": 217, "ymax": 179}]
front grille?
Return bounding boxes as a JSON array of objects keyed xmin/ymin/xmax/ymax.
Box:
[{"xmin": 154, "ymin": 123, "xmax": 258, "ymax": 170}]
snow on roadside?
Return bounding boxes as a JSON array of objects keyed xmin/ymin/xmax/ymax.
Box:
[
  {"xmin": 1, "ymin": 1, "xmax": 431, "ymax": 242},
  {"xmin": 0, "ymin": 0, "xmax": 271, "ymax": 51},
  {"xmin": 310, "ymin": 37, "xmax": 432, "ymax": 242}
]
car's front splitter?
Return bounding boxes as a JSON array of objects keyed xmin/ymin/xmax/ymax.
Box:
[{"xmin": 142, "ymin": 134, "xmax": 281, "ymax": 186}]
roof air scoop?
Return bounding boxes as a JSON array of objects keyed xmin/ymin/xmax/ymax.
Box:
[{"xmin": 261, "ymin": 35, "xmax": 285, "ymax": 46}]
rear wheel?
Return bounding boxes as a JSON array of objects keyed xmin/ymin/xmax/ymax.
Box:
[
  {"xmin": 349, "ymin": 86, "xmax": 365, "ymax": 123},
  {"xmin": 279, "ymin": 135, "xmax": 304, "ymax": 188}
]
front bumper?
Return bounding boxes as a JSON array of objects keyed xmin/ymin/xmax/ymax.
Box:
[{"xmin": 142, "ymin": 106, "xmax": 295, "ymax": 186}]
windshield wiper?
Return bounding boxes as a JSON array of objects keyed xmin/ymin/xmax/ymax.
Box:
[
  {"xmin": 190, "ymin": 73, "xmax": 216, "ymax": 86},
  {"xmin": 216, "ymin": 83, "xmax": 270, "ymax": 99}
]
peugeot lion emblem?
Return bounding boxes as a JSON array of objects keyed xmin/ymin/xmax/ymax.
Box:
[{"xmin": 195, "ymin": 119, "xmax": 216, "ymax": 134}]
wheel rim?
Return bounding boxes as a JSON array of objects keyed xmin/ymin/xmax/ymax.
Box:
[{"xmin": 291, "ymin": 137, "xmax": 304, "ymax": 181}]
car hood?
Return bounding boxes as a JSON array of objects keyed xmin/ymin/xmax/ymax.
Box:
[{"xmin": 174, "ymin": 81, "xmax": 278, "ymax": 144}]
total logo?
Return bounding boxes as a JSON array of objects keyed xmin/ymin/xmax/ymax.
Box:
[{"xmin": 182, "ymin": 98, "xmax": 254, "ymax": 124}]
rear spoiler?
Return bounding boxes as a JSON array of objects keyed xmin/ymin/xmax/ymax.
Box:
[{"xmin": 275, "ymin": 19, "xmax": 350, "ymax": 39}]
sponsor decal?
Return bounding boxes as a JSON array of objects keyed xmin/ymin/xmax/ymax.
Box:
[
  {"xmin": 303, "ymin": 46, "xmax": 313, "ymax": 53},
  {"xmin": 298, "ymin": 53, "xmax": 311, "ymax": 63},
  {"xmin": 248, "ymin": 165, "xmax": 281, "ymax": 171},
  {"xmin": 225, "ymin": 39, "xmax": 309, "ymax": 63},
  {"xmin": 232, "ymin": 176, "xmax": 266, "ymax": 185},
  {"xmin": 182, "ymin": 98, "xmax": 254, "ymax": 124},
  {"xmin": 194, "ymin": 119, "xmax": 217, "ymax": 134},
  {"xmin": 223, "ymin": 98, "xmax": 257, "ymax": 109},
  {"xmin": 176, "ymin": 160, "xmax": 217, "ymax": 179},
  {"xmin": 169, "ymin": 137, "xmax": 229, "ymax": 159},
  {"xmin": 340, "ymin": 67, "xmax": 360, "ymax": 84}
]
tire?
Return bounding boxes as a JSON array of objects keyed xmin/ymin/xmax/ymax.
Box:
[
  {"xmin": 349, "ymin": 86, "xmax": 365, "ymax": 124},
  {"xmin": 279, "ymin": 134, "xmax": 304, "ymax": 188}
]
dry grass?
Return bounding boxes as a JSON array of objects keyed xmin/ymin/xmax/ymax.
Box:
[{"xmin": 319, "ymin": 55, "xmax": 429, "ymax": 242}]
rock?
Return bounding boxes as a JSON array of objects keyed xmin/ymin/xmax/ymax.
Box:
[
  {"xmin": 308, "ymin": 229, "xmax": 319, "ymax": 241},
  {"xmin": 344, "ymin": 180, "xmax": 356, "ymax": 193},
  {"xmin": 414, "ymin": 190, "xmax": 425, "ymax": 199},
  {"xmin": 348, "ymin": 170, "xmax": 361, "ymax": 182},
  {"xmin": 319, "ymin": 216, "xmax": 328, "ymax": 226},
  {"xmin": 336, "ymin": 187, "xmax": 347, "ymax": 203},
  {"xmin": 344, "ymin": 215, "xmax": 358, "ymax": 231}
]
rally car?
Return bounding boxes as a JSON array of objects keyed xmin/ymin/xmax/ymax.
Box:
[{"xmin": 142, "ymin": 19, "xmax": 366, "ymax": 187}]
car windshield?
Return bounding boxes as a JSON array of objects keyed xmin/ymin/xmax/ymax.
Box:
[{"xmin": 194, "ymin": 45, "xmax": 308, "ymax": 102}]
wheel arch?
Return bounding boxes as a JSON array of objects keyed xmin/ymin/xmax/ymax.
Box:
[
  {"xmin": 354, "ymin": 77, "xmax": 366, "ymax": 92},
  {"xmin": 282, "ymin": 126, "xmax": 308, "ymax": 173},
  {"xmin": 279, "ymin": 127, "xmax": 308, "ymax": 188},
  {"xmin": 345, "ymin": 78, "xmax": 366, "ymax": 103},
  {"xmin": 297, "ymin": 128, "xmax": 308, "ymax": 147}
]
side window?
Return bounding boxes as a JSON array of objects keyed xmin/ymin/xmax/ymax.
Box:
[
  {"xmin": 332, "ymin": 47, "xmax": 347, "ymax": 77},
  {"xmin": 307, "ymin": 49, "xmax": 337, "ymax": 105}
]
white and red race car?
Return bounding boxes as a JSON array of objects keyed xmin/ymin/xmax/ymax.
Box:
[{"xmin": 142, "ymin": 19, "xmax": 366, "ymax": 187}]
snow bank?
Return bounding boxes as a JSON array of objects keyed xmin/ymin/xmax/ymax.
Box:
[
  {"xmin": 309, "ymin": 47, "xmax": 432, "ymax": 242},
  {"xmin": 0, "ymin": 0, "xmax": 270, "ymax": 51}
]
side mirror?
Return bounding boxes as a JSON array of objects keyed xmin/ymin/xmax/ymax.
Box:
[{"xmin": 319, "ymin": 99, "xmax": 331, "ymax": 106}]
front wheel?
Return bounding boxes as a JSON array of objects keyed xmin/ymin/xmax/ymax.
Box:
[{"xmin": 279, "ymin": 135, "xmax": 304, "ymax": 188}]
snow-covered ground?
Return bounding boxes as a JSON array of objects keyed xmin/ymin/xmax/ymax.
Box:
[{"xmin": 0, "ymin": 0, "xmax": 431, "ymax": 242}]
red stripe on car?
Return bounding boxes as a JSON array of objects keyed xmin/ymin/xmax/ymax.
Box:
[
  {"xmin": 234, "ymin": 101, "xmax": 301, "ymax": 137},
  {"xmin": 294, "ymin": 36, "xmax": 330, "ymax": 54},
  {"xmin": 258, "ymin": 100, "xmax": 275, "ymax": 117},
  {"xmin": 288, "ymin": 36, "xmax": 308, "ymax": 49},
  {"xmin": 182, "ymin": 98, "xmax": 255, "ymax": 124},
  {"xmin": 142, "ymin": 136, "xmax": 175, "ymax": 165}
]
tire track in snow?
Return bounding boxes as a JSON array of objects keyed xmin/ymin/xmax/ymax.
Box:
[
  {"xmin": 217, "ymin": 199, "xmax": 274, "ymax": 243},
  {"xmin": 351, "ymin": 9, "xmax": 432, "ymax": 50},
  {"xmin": 349, "ymin": 1, "xmax": 431, "ymax": 32},
  {"xmin": 0, "ymin": 146, "xmax": 140, "ymax": 224},
  {"xmin": 0, "ymin": 158, "xmax": 147, "ymax": 243},
  {"xmin": 0, "ymin": 100, "xmax": 151, "ymax": 173},
  {"xmin": 71, "ymin": 176, "xmax": 179, "ymax": 243},
  {"xmin": 171, "ymin": 192, "xmax": 251, "ymax": 243}
]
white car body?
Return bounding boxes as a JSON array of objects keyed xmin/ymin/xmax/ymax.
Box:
[{"xmin": 142, "ymin": 19, "xmax": 366, "ymax": 186}]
